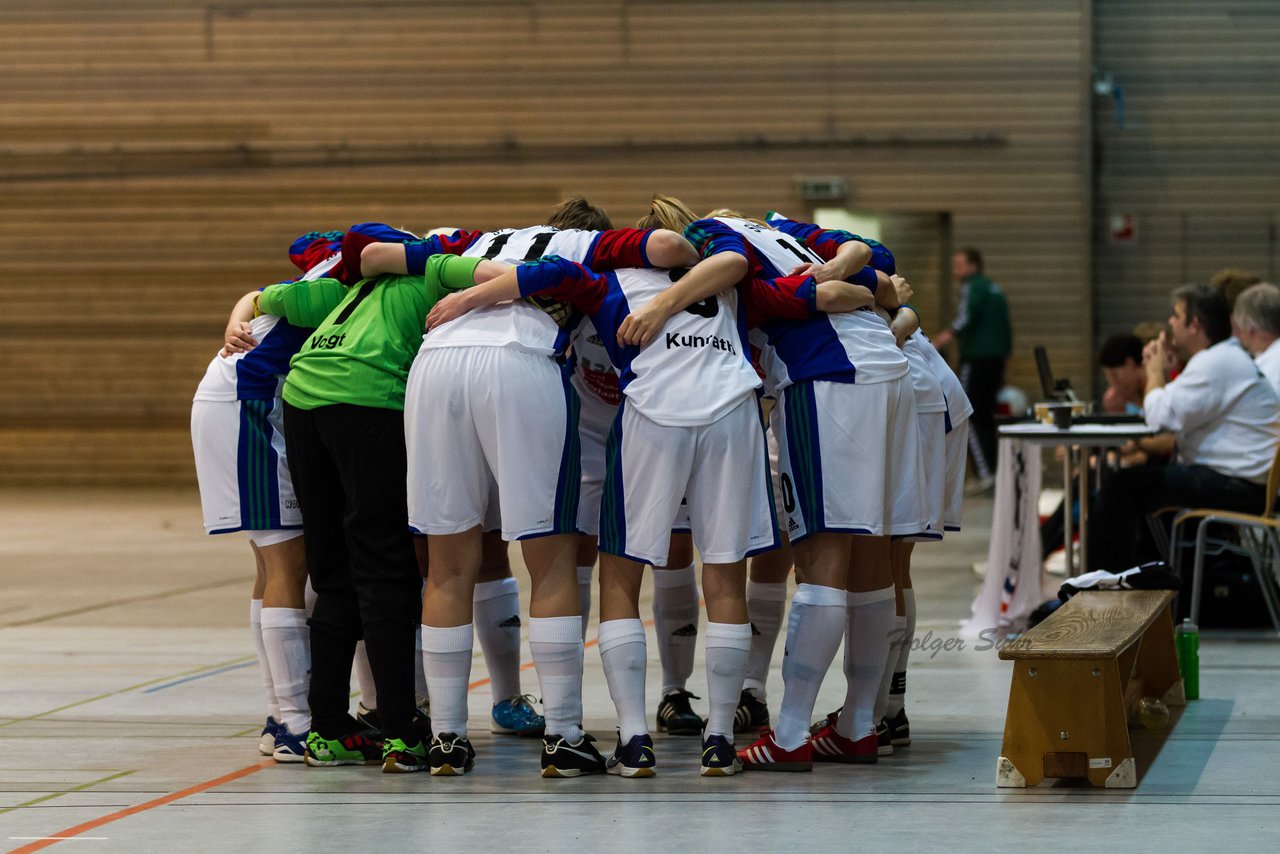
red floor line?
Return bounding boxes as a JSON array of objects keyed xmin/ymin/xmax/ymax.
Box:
[
  {"xmin": 7, "ymin": 761, "xmax": 273, "ymax": 854},
  {"xmin": 17, "ymin": 616, "xmax": 655, "ymax": 851}
]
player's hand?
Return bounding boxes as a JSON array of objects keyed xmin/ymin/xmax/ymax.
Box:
[
  {"xmin": 425, "ymin": 291, "xmax": 473, "ymax": 330},
  {"xmin": 617, "ymin": 300, "xmax": 669, "ymax": 347},
  {"xmin": 221, "ymin": 321, "xmax": 257, "ymax": 357},
  {"xmin": 891, "ymin": 274, "xmax": 913, "ymax": 304},
  {"xmin": 788, "ymin": 262, "xmax": 817, "ymax": 278}
]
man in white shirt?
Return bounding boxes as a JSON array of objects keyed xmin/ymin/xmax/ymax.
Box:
[
  {"xmin": 1233, "ymin": 282, "xmax": 1280, "ymax": 396},
  {"xmin": 1087, "ymin": 283, "xmax": 1280, "ymax": 571}
]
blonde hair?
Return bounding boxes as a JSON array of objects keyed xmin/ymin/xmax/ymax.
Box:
[
  {"xmin": 704, "ymin": 208, "xmax": 772, "ymax": 228},
  {"xmin": 1210, "ymin": 267, "xmax": 1262, "ymax": 311},
  {"xmin": 635, "ymin": 194, "xmax": 697, "ymax": 232}
]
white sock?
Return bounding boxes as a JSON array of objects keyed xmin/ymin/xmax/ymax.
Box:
[
  {"xmin": 744, "ymin": 580, "xmax": 787, "ymax": 700},
  {"xmin": 414, "ymin": 627, "xmax": 428, "ymax": 707},
  {"xmin": 353, "ymin": 640, "xmax": 377, "ymax": 710},
  {"xmin": 577, "ymin": 565, "xmax": 594, "ymax": 640},
  {"xmin": 774, "ymin": 583, "xmax": 847, "ymax": 750},
  {"xmin": 528, "ymin": 616, "xmax": 585, "ymax": 742},
  {"xmin": 887, "ymin": 589, "xmax": 916, "ymax": 718},
  {"xmin": 421, "ymin": 624, "xmax": 474, "ymax": 737},
  {"xmin": 704, "ymin": 621, "xmax": 752, "ymax": 738},
  {"xmin": 837, "ymin": 587, "xmax": 896, "ymax": 741},
  {"xmin": 652, "ymin": 564, "xmax": 699, "ymax": 695},
  {"xmin": 303, "ymin": 576, "xmax": 317, "ymax": 616},
  {"xmin": 250, "ymin": 600, "xmax": 280, "ymax": 721},
  {"xmin": 873, "ymin": 608, "xmax": 906, "ymax": 722},
  {"xmin": 260, "ymin": 607, "xmax": 311, "ymax": 734},
  {"xmin": 473, "ymin": 578, "xmax": 522, "ymax": 704},
  {"xmin": 598, "ymin": 619, "xmax": 648, "ymax": 742}
]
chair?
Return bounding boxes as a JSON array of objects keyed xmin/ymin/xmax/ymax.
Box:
[{"xmin": 1166, "ymin": 443, "xmax": 1280, "ymax": 632}]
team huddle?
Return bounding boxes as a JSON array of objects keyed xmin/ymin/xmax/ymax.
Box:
[{"xmin": 191, "ymin": 195, "xmax": 973, "ymax": 779}]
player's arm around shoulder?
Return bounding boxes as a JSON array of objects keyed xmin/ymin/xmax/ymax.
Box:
[{"xmin": 257, "ymin": 277, "xmax": 350, "ymax": 328}]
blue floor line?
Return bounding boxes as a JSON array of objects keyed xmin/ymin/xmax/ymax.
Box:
[{"xmin": 141, "ymin": 661, "xmax": 256, "ymax": 694}]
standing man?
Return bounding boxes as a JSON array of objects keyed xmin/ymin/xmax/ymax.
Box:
[{"xmin": 933, "ymin": 248, "xmax": 1011, "ymax": 493}]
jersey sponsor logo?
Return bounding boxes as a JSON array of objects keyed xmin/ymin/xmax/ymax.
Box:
[
  {"xmin": 665, "ymin": 331, "xmax": 737, "ymax": 355},
  {"xmin": 310, "ymin": 333, "xmax": 347, "ymax": 350}
]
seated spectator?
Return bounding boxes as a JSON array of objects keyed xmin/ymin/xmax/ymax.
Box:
[
  {"xmin": 1087, "ymin": 283, "xmax": 1280, "ymax": 571},
  {"xmin": 1232, "ymin": 282, "xmax": 1280, "ymax": 396},
  {"xmin": 1211, "ymin": 267, "xmax": 1263, "ymax": 312},
  {"xmin": 1099, "ymin": 333, "xmax": 1146, "ymax": 415}
]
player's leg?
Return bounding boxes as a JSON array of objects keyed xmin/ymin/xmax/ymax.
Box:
[
  {"xmin": 256, "ymin": 531, "xmax": 311, "ymax": 761},
  {"xmin": 652, "ymin": 531, "xmax": 704, "ymax": 736}
]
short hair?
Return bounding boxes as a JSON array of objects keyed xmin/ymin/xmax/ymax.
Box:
[
  {"xmin": 1099, "ymin": 333, "xmax": 1144, "ymax": 368},
  {"xmin": 1172, "ymin": 282, "xmax": 1232, "ymax": 345},
  {"xmin": 635, "ymin": 194, "xmax": 696, "ymax": 232},
  {"xmin": 1131, "ymin": 321, "xmax": 1165, "ymax": 344},
  {"xmin": 956, "ymin": 247, "xmax": 983, "ymax": 273},
  {"xmin": 1233, "ymin": 282, "xmax": 1280, "ymax": 337},
  {"xmin": 546, "ymin": 196, "xmax": 612, "ymax": 231},
  {"xmin": 1209, "ymin": 267, "xmax": 1262, "ymax": 310}
]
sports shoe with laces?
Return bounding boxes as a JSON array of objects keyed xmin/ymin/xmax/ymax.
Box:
[
  {"xmin": 737, "ymin": 729, "xmax": 813, "ymax": 772},
  {"xmin": 699, "ymin": 733, "xmax": 742, "ymax": 777},
  {"xmin": 876, "ymin": 719, "xmax": 894, "ymax": 756},
  {"xmin": 304, "ymin": 731, "xmax": 382, "ymax": 767},
  {"xmin": 355, "ymin": 702, "xmax": 382, "ymax": 736},
  {"xmin": 655, "ymin": 689, "xmax": 704, "ymax": 736},
  {"xmin": 810, "ymin": 723, "xmax": 877, "ymax": 764},
  {"xmin": 258, "ymin": 716, "xmax": 281, "ymax": 756},
  {"xmin": 382, "ymin": 737, "xmax": 429, "ymax": 773},
  {"xmin": 272, "ymin": 723, "xmax": 306, "ymax": 763},
  {"xmin": 541, "ymin": 732, "xmax": 607, "ymax": 778},
  {"xmin": 491, "ymin": 694, "xmax": 546, "ymax": 737},
  {"xmin": 605, "ymin": 733, "xmax": 657, "ymax": 778},
  {"xmin": 885, "ymin": 707, "xmax": 911, "ymax": 746},
  {"xmin": 428, "ymin": 732, "xmax": 476, "ymax": 776},
  {"xmin": 733, "ymin": 690, "xmax": 770, "ymax": 735},
  {"xmin": 809, "ymin": 707, "xmax": 840, "ymax": 737}
]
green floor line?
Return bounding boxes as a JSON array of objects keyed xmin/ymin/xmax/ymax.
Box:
[{"xmin": 0, "ymin": 770, "xmax": 135, "ymax": 816}]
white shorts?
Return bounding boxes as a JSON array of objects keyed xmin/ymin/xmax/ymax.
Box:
[
  {"xmin": 191, "ymin": 398, "xmax": 300, "ymax": 534},
  {"xmin": 599, "ymin": 395, "xmax": 778, "ymax": 566},
  {"xmin": 406, "ymin": 346, "xmax": 579, "ymax": 540},
  {"xmin": 775, "ymin": 377, "xmax": 930, "ymax": 540},
  {"xmin": 901, "ymin": 410, "xmax": 947, "ymax": 542},
  {"xmin": 944, "ymin": 418, "xmax": 969, "ymax": 531},
  {"xmin": 577, "ymin": 391, "xmax": 616, "ymax": 537}
]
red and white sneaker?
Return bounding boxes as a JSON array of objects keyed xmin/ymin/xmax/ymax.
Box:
[
  {"xmin": 810, "ymin": 723, "xmax": 878, "ymax": 764},
  {"xmin": 737, "ymin": 729, "xmax": 813, "ymax": 772}
]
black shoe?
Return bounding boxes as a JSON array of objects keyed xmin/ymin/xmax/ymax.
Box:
[
  {"xmin": 700, "ymin": 733, "xmax": 742, "ymax": 777},
  {"xmin": 541, "ymin": 732, "xmax": 607, "ymax": 778},
  {"xmin": 355, "ymin": 703, "xmax": 383, "ymax": 737},
  {"xmin": 410, "ymin": 705, "xmax": 433, "ymax": 742},
  {"xmin": 656, "ymin": 689, "xmax": 704, "ymax": 736},
  {"xmin": 885, "ymin": 708, "xmax": 911, "ymax": 746},
  {"xmin": 876, "ymin": 719, "xmax": 894, "ymax": 756},
  {"xmin": 428, "ymin": 732, "xmax": 476, "ymax": 776},
  {"xmin": 809, "ymin": 706, "xmax": 840, "ymax": 738},
  {"xmin": 605, "ymin": 733, "xmax": 657, "ymax": 778},
  {"xmin": 733, "ymin": 689, "xmax": 770, "ymax": 735}
]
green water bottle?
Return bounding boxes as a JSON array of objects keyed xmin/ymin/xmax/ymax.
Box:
[{"xmin": 1175, "ymin": 618, "xmax": 1199, "ymax": 700}]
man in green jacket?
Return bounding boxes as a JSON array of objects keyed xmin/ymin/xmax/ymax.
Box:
[{"xmin": 933, "ymin": 248, "xmax": 1012, "ymax": 490}]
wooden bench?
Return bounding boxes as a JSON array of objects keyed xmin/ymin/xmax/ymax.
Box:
[{"xmin": 996, "ymin": 589, "xmax": 1185, "ymax": 788}]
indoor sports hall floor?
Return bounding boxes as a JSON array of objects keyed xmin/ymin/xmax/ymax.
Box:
[{"xmin": 2, "ymin": 488, "xmax": 1277, "ymax": 853}]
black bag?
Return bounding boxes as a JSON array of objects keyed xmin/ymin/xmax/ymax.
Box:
[{"xmin": 1177, "ymin": 551, "xmax": 1272, "ymax": 628}]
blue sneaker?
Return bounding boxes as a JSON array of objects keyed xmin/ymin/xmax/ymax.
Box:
[
  {"xmin": 258, "ymin": 716, "xmax": 281, "ymax": 756},
  {"xmin": 490, "ymin": 694, "xmax": 546, "ymax": 737},
  {"xmin": 272, "ymin": 723, "xmax": 307, "ymax": 763},
  {"xmin": 606, "ymin": 733, "xmax": 657, "ymax": 778},
  {"xmin": 700, "ymin": 733, "xmax": 742, "ymax": 777}
]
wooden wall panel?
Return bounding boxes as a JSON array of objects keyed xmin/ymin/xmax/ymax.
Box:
[
  {"xmin": 0, "ymin": 0, "xmax": 1092, "ymax": 484},
  {"xmin": 1093, "ymin": 0, "xmax": 1280, "ymax": 349}
]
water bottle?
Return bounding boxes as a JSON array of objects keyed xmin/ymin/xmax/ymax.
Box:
[{"xmin": 1175, "ymin": 618, "xmax": 1199, "ymax": 700}]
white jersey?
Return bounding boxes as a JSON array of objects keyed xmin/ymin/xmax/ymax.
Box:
[
  {"xmin": 902, "ymin": 333, "xmax": 947, "ymax": 414},
  {"xmin": 570, "ymin": 319, "xmax": 623, "ymax": 411},
  {"xmin": 515, "ymin": 259, "xmax": 762, "ymax": 427},
  {"xmin": 419, "ymin": 226, "xmax": 604, "ymax": 356},
  {"xmin": 710, "ymin": 216, "xmax": 908, "ymax": 390},
  {"xmin": 916, "ymin": 332, "xmax": 974, "ymax": 425},
  {"xmin": 193, "ymin": 253, "xmax": 342, "ymax": 403}
]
